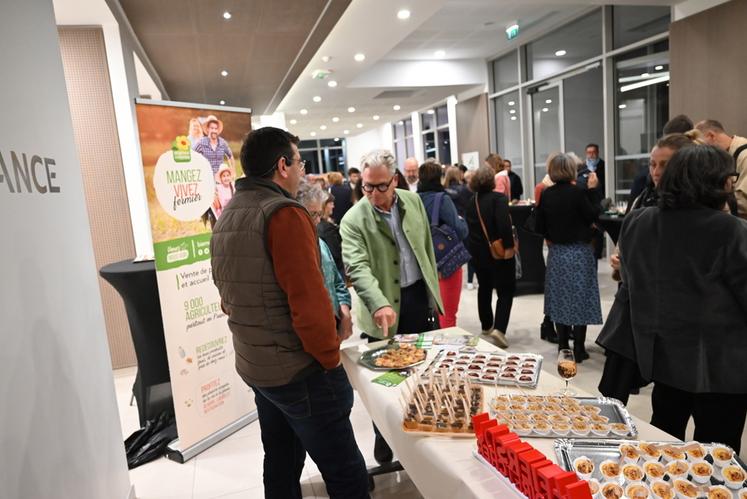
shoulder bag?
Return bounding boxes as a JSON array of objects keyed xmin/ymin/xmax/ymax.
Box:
[
  {"xmin": 475, "ymin": 194, "xmax": 515, "ymax": 260},
  {"xmin": 429, "ymin": 193, "xmax": 472, "ymax": 277}
]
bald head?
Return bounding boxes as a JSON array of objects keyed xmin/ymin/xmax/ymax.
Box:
[{"xmin": 403, "ymin": 157, "xmax": 419, "ymax": 185}]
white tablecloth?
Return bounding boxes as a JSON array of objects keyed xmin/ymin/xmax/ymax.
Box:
[{"xmin": 341, "ymin": 327, "xmax": 675, "ymax": 499}]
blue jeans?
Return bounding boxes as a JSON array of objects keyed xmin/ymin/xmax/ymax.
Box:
[{"xmin": 252, "ymin": 365, "xmax": 369, "ymax": 499}]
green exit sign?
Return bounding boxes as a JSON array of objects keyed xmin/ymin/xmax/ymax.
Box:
[{"xmin": 506, "ymin": 23, "xmax": 519, "ymax": 40}]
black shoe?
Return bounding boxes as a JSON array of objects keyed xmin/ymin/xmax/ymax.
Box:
[
  {"xmin": 574, "ymin": 345, "xmax": 590, "ymax": 363},
  {"xmin": 374, "ymin": 434, "xmax": 393, "ymax": 464},
  {"xmin": 540, "ymin": 322, "xmax": 558, "ymax": 344}
]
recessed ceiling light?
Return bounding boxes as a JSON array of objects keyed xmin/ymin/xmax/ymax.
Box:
[
  {"xmin": 344, "ymin": 130, "xmax": 350, "ymax": 134},
  {"xmin": 220, "ymin": 69, "xmax": 229, "ymax": 77},
  {"xmin": 393, "ymin": 104, "xmax": 401, "ymax": 111},
  {"xmin": 427, "ymin": 110, "xmax": 435, "ymax": 114},
  {"xmin": 397, "ymin": 9, "xmax": 411, "ymax": 20},
  {"xmin": 300, "ymin": 109, "xmax": 308, "ymax": 115},
  {"xmin": 508, "ymin": 101, "xmax": 515, "ymax": 106},
  {"xmin": 373, "ymin": 115, "xmax": 380, "ymax": 120},
  {"xmin": 222, "ymin": 11, "xmax": 232, "ymax": 20},
  {"xmin": 555, "ymin": 49, "xmax": 567, "ymax": 57},
  {"xmin": 354, "ymin": 53, "xmax": 366, "ymax": 62},
  {"xmin": 334, "ymin": 137, "xmax": 340, "ymax": 142},
  {"xmin": 321, "ymin": 56, "xmax": 331, "ymax": 62},
  {"xmin": 310, "ymin": 131, "xmax": 317, "ymax": 137},
  {"xmin": 618, "ymin": 104, "xmax": 627, "ymax": 109},
  {"xmin": 313, "ymin": 96, "xmax": 322, "ymax": 103},
  {"xmin": 356, "ymin": 123, "xmax": 363, "ymax": 128},
  {"xmin": 327, "ymin": 80, "xmax": 338, "ymax": 88},
  {"xmin": 641, "ymin": 72, "xmax": 650, "ymax": 77},
  {"xmin": 434, "ymin": 50, "xmax": 446, "ymax": 58},
  {"xmin": 541, "ymin": 107, "xmax": 549, "ymax": 112},
  {"xmin": 398, "ymin": 121, "xmax": 404, "ymax": 125},
  {"xmin": 332, "ymin": 116, "xmax": 340, "ymax": 123},
  {"xmin": 509, "ymin": 109, "xmax": 516, "ymax": 114},
  {"xmin": 289, "ymin": 119, "xmax": 297, "ymax": 125},
  {"xmin": 219, "ymin": 100, "xmax": 226, "ymax": 105},
  {"xmin": 510, "ymin": 116, "xmax": 517, "ymax": 121},
  {"xmin": 320, "ymin": 125, "xmax": 327, "ymax": 130},
  {"xmin": 655, "ymin": 65, "xmax": 664, "ymax": 71},
  {"xmin": 347, "ymin": 106, "xmax": 356, "ymax": 113},
  {"xmin": 545, "ymin": 99, "xmax": 552, "ymax": 104}
]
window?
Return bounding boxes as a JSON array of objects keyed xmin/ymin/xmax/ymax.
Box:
[
  {"xmin": 531, "ymin": 86, "xmax": 562, "ymax": 181},
  {"xmin": 491, "ymin": 50, "xmax": 519, "ymax": 92},
  {"xmin": 613, "ymin": 6, "xmax": 670, "ymax": 49},
  {"xmin": 493, "ymin": 91, "xmax": 522, "ymax": 172},
  {"xmin": 563, "ymin": 65, "xmax": 603, "ymax": 159},
  {"xmin": 614, "ymin": 41, "xmax": 669, "ymax": 200},
  {"xmin": 393, "ymin": 118, "xmax": 415, "ymax": 168},
  {"xmin": 298, "ymin": 139, "xmax": 347, "ymax": 174},
  {"xmin": 525, "ymin": 9, "xmax": 603, "ymax": 81},
  {"xmin": 421, "ymin": 105, "xmax": 450, "ymax": 164}
]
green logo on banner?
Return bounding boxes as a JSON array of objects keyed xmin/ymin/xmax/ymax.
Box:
[
  {"xmin": 154, "ymin": 233, "xmax": 212, "ymax": 270},
  {"xmin": 172, "ymin": 135, "xmax": 192, "ymax": 163}
]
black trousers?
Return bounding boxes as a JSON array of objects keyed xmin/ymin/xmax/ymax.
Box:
[
  {"xmin": 651, "ymin": 382, "xmax": 747, "ymax": 454},
  {"xmin": 474, "ymin": 259, "xmax": 516, "ymax": 333}
]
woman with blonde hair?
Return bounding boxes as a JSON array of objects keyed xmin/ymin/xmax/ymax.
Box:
[
  {"xmin": 187, "ymin": 117, "xmax": 204, "ymax": 147},
  {"xmin": 485, "ymin": 153, "xmax": 511, "ymax": 199},
  {"xmin": 327, "ymin": 171, "xmax": 344, "ymax": 186}
]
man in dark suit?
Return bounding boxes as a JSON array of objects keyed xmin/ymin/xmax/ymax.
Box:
[{"xmin": 577, "ymin": 144, "xmax": 605, "ymax": 259}]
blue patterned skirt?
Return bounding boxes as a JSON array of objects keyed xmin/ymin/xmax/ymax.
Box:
[{"xmin": 544, "ymin": 243, "xmax": 603, "ymax": 326}]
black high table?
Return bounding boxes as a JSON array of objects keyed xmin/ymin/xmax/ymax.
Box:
[
  {"xmin": 509, "ymin": 204, "xmax": 545, "ymax": 295},
  {"xmin": 100, "ymin": 259, "xmax": 174, "ymax": 427},
  {"xmin": 597, "ymin": 214, "xmax": 625, "ymax": 245}
]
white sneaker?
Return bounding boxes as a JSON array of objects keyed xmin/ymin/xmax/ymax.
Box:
[{"xmin": 467, "ymin": 283, "xmax": 475, "ymax": 290}]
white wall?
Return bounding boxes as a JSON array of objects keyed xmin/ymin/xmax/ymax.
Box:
[
  {"xmin": 0, "ymin": 0, "xmax": 131, "ymax": 498},
  {"xmin": 345, "ymin": 124, "xmax": 394, "ymax": 170}
]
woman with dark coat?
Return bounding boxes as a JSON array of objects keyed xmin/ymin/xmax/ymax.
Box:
[
  {"xmin": 465, "ymin": 166, "xmax": 515, "ymax": 348},
  {"xmin": 535, "ymin": 153, "xmax": 602, "ymax": 362},
  {"xmin": 619, "ymin": 145, "xmax": 747, "ymax": 452}
]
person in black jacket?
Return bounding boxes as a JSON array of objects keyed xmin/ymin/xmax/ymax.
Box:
[
  {"xmin": 619, "ymin": 145, "xmax": 747, "ymax": 452},
  {"xmin": 318, "ymin": 191, "xmax": 345, "ymax": 279},
  {"xmin": 577, "ymin": 144, "xmax": 605, "ymax": 259},
  {"xmin": 465, "ymin": 166, "xmax": 515, "ymax": 348},
  {"xmin": 535, "ymin": 153, "xmax": 602, "ymax": 362},
  {"xmin": 329, "ymin": 172, "xmax": 353, "ymax": 224},
  {"xmin": 504, "ymin": 159, "xmax": 523, "ymax": 202}
]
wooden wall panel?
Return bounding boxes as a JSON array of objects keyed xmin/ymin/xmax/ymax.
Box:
[
  {"xmin": 456, "ymin": 93, "xmax": 491, "ymax": 164},
  {"xmin": 58, "ymin": 27, "xmax": 137, "ymax": 369},
  {"xmin": 670, "ymin": 0, "xmax": 747, "ymax": 133}
]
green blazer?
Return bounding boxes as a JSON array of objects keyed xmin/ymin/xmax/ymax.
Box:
[{"xmin": 340, "ymin": 188, "xmax": 443, "ymax": 339}]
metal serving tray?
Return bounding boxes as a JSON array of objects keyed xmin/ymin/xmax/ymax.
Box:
[
  {"xmin": 428, "ymin": 350, "xmax": 544, "ymax": 389},
  {"xmin": 554, "ymin": 439, "xmax": 747, "ymax": 489},
  {"xmin": 358, "ymin": 344, "xmax": 427, "ymax": 371}
]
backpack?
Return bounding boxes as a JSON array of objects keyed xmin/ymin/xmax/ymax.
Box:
[{"xmin": 428, "ymin": 193, "xmax": 471, "ymax": 278}]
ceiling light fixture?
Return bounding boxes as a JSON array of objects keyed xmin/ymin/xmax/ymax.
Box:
[
  {"xmin": 618, "ymin": 104, "xmax": 627, "ymax": 109},
  {"xmin": 344, "ymin": 130, "xmax": 350, "ymax": 134},
  {"xmin": 222, "ymin": 11, "xmax": 232, "ymax": 20},
  {"xmin": 332, "ymin": 117, "xmax": 340, "ymax": 122},
  {"xmin": 508, "ymin": 101, "xmax": 515, "ymax": 106},
  {"xmin": 510, "ymin": 116, "xmax": 517, "ymax": 121},
  {"xmin": 373, "ymin": 115, "xmax": 380, "ymax": 120},
  {"xmin": 641, "ymin": 72, "xmax": 650, "ymax": 78},
  {"xmin": 356, "ymin": 123, "xmax": 363, "ymax": 128},
  {"xmin": 347, "ymin": 106, "xmax": 356, "ymax": 113},
  {"xmin": 220, "ymin": 69, "xmax": 228, "ymax": 77},
  {"xmin": 541, "ymin": 107, "xmax": 549, "ymax": 112},
  {"xmin": 545, "ymin": 99, "xmax": 552, "ymax": 104},
  {"xmin": 555, "ymin": 49, "xmax": 567, "ymax": 57},
  {"xmin": 321, "ymin": 56, "xmax": 331, "ymax": 62},
  {"xmin": 397, "ymin": 9, "xmax": 411, "ymax": 20},
  {"xmin": 509, "ymin": 109, "xmax": 516, "ymax": 114},
  {"xmin": 320, "ymin": 125, "xmax": 327, "ymax": 130},
  {"xmin": 310, "ymin": 131, "xmax": 317, "ymax": 137},
  {"xmin": 427, "ymin": 110, "xmax": 435, "ymax": 114},
  {"xmin": 313, "ymin": 96, "xmax": 322, "ymax": 102},
  {"xmin": 219, "ymin": 100, "xmax": 225, "ymax": 105},
  {"xmin": 620, "ymin": 74, "xmax": 670, "ymax": 93},
  {"xmin": 334, "ymin": 138, "xmax": 340, "ymax": 142},
  {"xmin": 327, "ymin": 80, "xmax": 338, "ymax": 88},
  {"xmin": 398, "ymin": 121, "xmax": 404, "ymax": 125},
  {"xmin": 300, "ymin": 109, "xmax": 308, "ymax": 115},
  {"xmin": 289, "ymin": 119, "xmax": 297, "ymax": 125},
  {"xmin": 393, "ymin": 104, "xmax": 401, "ymax": 111},
  {"xmin": 655, "ymin": 65, "xmax": 664, "ymax": 71},
  {"xmin": 354, "ymin": 53, "xmax": 366, "ymax": 62},
  {"xmin": 434, "ymin": 50, "xmax": 446, "ymax": 58}
]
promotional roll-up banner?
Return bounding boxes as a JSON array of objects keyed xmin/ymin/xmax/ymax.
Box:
[{"xmin": 134, "ymin": 99, "xmax": 255, "ymax": 460}]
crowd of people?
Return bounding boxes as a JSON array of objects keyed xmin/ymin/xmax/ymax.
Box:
[{"xmin": 209, "ymin": 117, "xmax": 747, "ymax": 497}]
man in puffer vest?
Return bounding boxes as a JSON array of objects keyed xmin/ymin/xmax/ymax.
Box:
[{"xmin": 211, "ymin": 127, "xmax": 368, "ymax": 499}]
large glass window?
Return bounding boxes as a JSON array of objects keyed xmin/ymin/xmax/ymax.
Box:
[
  {"xmin": 614, "ymin": 41, "xmax": 669, "ymax": 201},
  {"xmin": 493, "ymin": 92, "xmax": 522, "ymax": 172},
  {"xmin": 563, "ymin": 65, "xmax": 603, "ymax": 158},
  {"xmin": 491, "ymin": 50, "xmax": 519, "ymax": 92},
  {"xmin": 613, "ymin": 6, "xmax": 670, "ymax": 49},
  {"xmin": 298, "ymin": 139, "xmax": 346, "ymax": 174},
  {"xmin": 532, "ymin": 86, "xmax": 562, "ymax": 181},
  {"xmin": 421, "ymin": 105, "xmax": 450, "ymax": 164},
  {"xmin": 393, "ymin": 118, "xmax": 415, "ymax": 168},
  {"xmin": 525, "ymin": 9, "xmax": 602, "ymax": 81}
]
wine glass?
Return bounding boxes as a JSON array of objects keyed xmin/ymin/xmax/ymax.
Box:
[{"xmin": 556, "ymin": 349, "xmax": 577, "ymax": 396}]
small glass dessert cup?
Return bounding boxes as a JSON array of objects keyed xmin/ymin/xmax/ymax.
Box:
[
  {"xmin": 601, "ymin": 482, "xmax": 624, "ymax": 499},
  {"xmin": 600, "ymin": 459, "xmax": 621, "ymax": 481},
  {"xmin": 623, "ymin": 463, "xmax": 645, "ymax": 482},
  {"xmin": 711, "ymin": 446, "xmax": 734, "ymax": 468},
  {"xmin": 625, "ymin": 482, "xmax": 650, "ymax": 499},
  {"xmin": 666, "ymin": 460, "xmax": 690, "ymax": 480},
  {"xmin": 619, "ymin": 443, "xmax": 641, "ymax": 463},
  {"xmin": 722, "ymin": 465, "xmax": 747, "ymax": 489},
  {"xmin": 573, "ymin": 456, "xmax": 595, "ymax": 481},
  {"xmin": 689, "ymin": 460, "xmax": 713, "ymax": 484},
  {"xmin": 644, "ymin": 460, "xmax": 667, "ymax": 481},
  {"xmin": 650, "ymin": 480, "xmax": 675, "ymax": 499},
  {"xmin": 673, "ymin": 479, "xmax": 699, "ymax": 499}
]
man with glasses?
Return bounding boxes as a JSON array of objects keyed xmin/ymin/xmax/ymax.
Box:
[
  {"xmin": 211, "ymin": 127, "xmax": 368, "ymax": 499},
  {"xmin": 340, "ymin": 149, "xmax": 442, "ymax": 464}
]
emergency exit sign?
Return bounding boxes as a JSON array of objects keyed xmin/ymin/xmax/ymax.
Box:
[{"xmin": 506, "ymin": 23, "xmax": 519, "ymax": 40}]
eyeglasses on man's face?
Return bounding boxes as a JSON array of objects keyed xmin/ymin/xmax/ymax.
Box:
[
  {"xmin": 362, "ymin": 175, "xmax": 395, "ymax": 193},
  {"xmin": 282, "ymin": 155, "xmax": 306, "ymax": 172}
]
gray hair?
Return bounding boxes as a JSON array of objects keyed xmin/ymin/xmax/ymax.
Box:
[
  {"xmin": 296, "ymin": 179, "xmax": 328, "ymax": 208},
  {"xmin": 360, "ymin": 149, "xmax": 397, "ymax": 175}
]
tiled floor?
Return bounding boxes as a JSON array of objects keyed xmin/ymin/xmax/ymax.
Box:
[{"xmin": 116, "ymin": 260, "xmax": 747, "ymax": 498}]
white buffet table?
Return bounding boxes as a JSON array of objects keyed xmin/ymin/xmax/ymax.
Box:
[{"xmin": 341, "ymin": 327, "xmax": 675, "ymax": 499}]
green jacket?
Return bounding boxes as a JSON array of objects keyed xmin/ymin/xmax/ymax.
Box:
[{"xmin": 340, "ymin": 189, "xmax": 443, "ymax": 338}]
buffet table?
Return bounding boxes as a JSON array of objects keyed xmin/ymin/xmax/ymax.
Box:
[{"xmin": 341, "ymin": 327, "xmax": 674, "ymax": 499}]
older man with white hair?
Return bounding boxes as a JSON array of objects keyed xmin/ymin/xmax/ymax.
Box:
[{"xmin": 340, "ymin": 149, "xmax": 442, "ymax": 463}]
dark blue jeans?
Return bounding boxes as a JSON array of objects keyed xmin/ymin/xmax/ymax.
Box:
[{"xmin": 252, "ymin": 365, "xmax": 369, "ymax": 499}]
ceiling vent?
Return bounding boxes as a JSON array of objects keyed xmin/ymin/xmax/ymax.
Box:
[{"xmin": 374, "ymin": 89, "xmax": 419, "ymax": 99}]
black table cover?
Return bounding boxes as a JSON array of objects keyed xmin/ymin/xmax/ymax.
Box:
[
  {"xmin": 597, "ymin": 214, "xmax": 624, "ymax": 245},
  {"xmin": 510, "ymin": 205, "xmax": 545, "ymax": 295}
]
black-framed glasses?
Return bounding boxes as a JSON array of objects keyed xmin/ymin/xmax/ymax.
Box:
[{"xmin": 362, "ymin": 175, "xmax": 395, "ymax": 193}]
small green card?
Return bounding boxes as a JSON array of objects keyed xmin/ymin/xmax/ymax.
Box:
[{"xmin": 371, "ymin": 371, "xmax": 408, "ymax": 387}]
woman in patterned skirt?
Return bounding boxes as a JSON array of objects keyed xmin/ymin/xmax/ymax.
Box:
[{"xmin": 535, "ymin": 153, "xmax": 602, "ymax": 362}]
